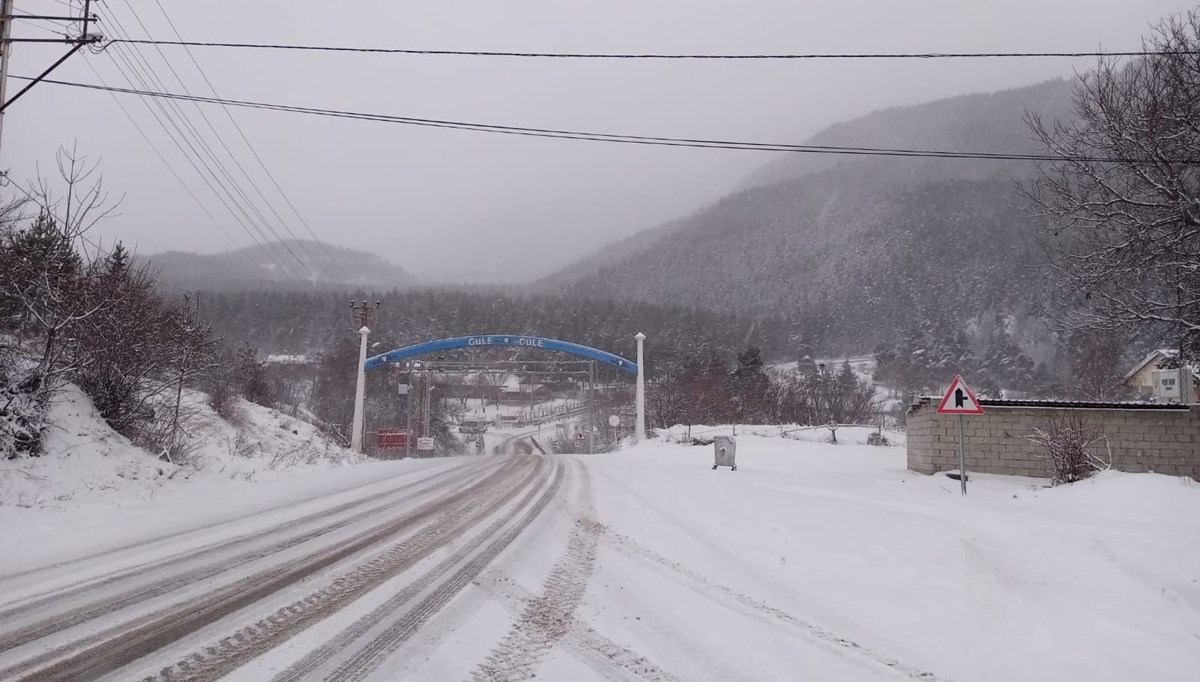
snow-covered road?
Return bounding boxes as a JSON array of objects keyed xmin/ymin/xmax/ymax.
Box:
[{"xmin": 1, "ymin": 437, "xmax": 1197, "ymax": 681}]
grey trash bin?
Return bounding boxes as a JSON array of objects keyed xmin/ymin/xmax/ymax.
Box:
[{"xmin": 713, "ymin": 435, "xmax": 737, "ymax": 471}]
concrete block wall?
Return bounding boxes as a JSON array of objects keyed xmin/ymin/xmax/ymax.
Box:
[{"xmin": 906, "ymin": 398, "xmax": 1200, "ymax": 480}]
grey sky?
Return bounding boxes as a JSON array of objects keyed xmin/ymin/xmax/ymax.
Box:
[{"xmin": 3, "ymin": 0, "xmax": 1195, "ymax": 283}]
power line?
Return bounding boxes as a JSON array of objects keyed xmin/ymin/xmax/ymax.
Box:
[
  {"xmin": 118, "ymin": 0, "xmax": 328, "ymax": 281},
  {"xmin": 148, "ymin": 0, "xmax": 350, "ymax": 282},
  {"xmin": 101, "ymin": 11, "xmax": 304, "ymax": 281},
  {"xmin": 99, "ymin": 43, "xmax": 297, "ymax": 278},
  {"xmin": 12, "ymin": 73, "xmax": 1198, "ymax": 165},
  {"xmin": 102, "ymin": 39, "xmax": 1195, "ymax": 61},
  {"xmin": 82, "ymin": 58, "xmax": 247, "ymax": 255},
  {"xmin": 11, "ymin": 10, "xmax": 73, "ymax": 34},
  {"xmin": 101, "ymin": 41, "xmax": 284, "ymax": 270},
  {"xmin": 0, "ymin": 175, "xmax": 190, "ymax": 293},
  {"xmin": 10, "ymin": 16, "xmax": 69, "ymax": 39},
  {"xmin": 108, "ymin": 3, "xmax": 315, "ymax": 281}
]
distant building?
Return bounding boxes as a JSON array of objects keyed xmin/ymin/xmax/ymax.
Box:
[
  {"xmin": 440, "ymin": 384, "xmax": 502, "ymax": 400},
  {"xmin": 1125, "ymin": 349, "xmax": 1199, "ymax": 398},
  {"xmin": 266, "ymin": 354, "xmax": 312, "ymax": 365},
  {"xmin": 501, "ymin": 381, "xmax": 553, "ymax": 402}
]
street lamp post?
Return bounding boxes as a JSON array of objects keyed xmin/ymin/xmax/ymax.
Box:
[{"xmin": 635, "ymin": 332, "xmax": 646, "ymax": 443}]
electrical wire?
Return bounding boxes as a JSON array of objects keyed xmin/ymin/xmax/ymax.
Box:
[
  {"xmin": 103, "ymin": 39, "xmax": 1196, "ymax": 61},
  {"xmin": 82, "ymin": 58, "xmax": 247, "ymax": 255},
  {"xmin": 119, "ymin": 2, "xmax": 325, "ymax": 282},
  {"xmin": 115, "ymin": 1, "xmax": 324, "ymax": 282},
  {"xmin": 109, "ymin": 4, "xmax": 315, "ymax": 281},
  {"xmin": 10, "ymin": 18, "xmax": 69, "ymax": 39},
  {"xmin": 101, "ymin": 10, "xmax": 304, "ymax": 280},
  {"xmin": 0, "ymin": 175, "xmax": 191, "ymax": 293},
  {"xmin": 10, "ymin": 5, "xmax": 75, "ymax": 38},
  {"xmin": 12, "ymin": 73, "xmax": 1197, "ymax": 164},
  {"xmin": 102, "ymin": 42, "xmax": 285, "ymax": 270},
  {"xmin": 149, "ymin": 0, "xmax": 350, "ymax": 282},
  {"xmin": 102, "ymin": 45, "xmax": 295, "ymax": 278}
]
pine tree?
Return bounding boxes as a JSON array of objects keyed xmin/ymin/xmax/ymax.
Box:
[{"xmin": 731, "ymin": 346, "xmax": 770, "ymax": 421}]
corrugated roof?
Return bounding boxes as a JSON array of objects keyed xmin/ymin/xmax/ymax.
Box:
[{"xmin": 915, "ymin": 396, "xmax": 1191, "ymax": 410}]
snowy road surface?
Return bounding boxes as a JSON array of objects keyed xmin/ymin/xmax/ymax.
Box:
[{"xmin": 1, "ymin": 438, "xmax": 1198, "ymax": 681}]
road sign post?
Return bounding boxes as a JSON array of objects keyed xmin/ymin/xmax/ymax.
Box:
[
  {"xmin": 957, "ymin": 414, "xmax": 965, "ymax": 494},
  {"xmin": 936, "ymin": 374, "xmax": 984, "ymax": 495}
]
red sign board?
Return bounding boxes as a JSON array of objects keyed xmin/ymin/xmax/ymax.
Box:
[
  {"xmin": 377, "ymin": 429, "xmax": 411, "ymax": 448},
  {"xmin": 937, "ymin": 375, "xmax": 984, "ymax": 415}
]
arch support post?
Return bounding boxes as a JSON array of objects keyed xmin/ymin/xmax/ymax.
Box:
[
  {"xmin": 351, "ymin": 325, "xmax": 370, "ymax": 452},
  {"xmin": 635, "ymin": 332, "xmax": 646, "ymax": 444}
]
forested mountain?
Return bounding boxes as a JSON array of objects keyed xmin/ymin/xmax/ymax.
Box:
[
  {"xmin": 540, "ymin": 79, "xmax": 1074, "ymax": 354},
  {"xmin": 141, "ymin": 239, "xmax": 415, "ymax": 292}
]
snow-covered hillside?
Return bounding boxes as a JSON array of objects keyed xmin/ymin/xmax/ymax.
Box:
[{"xmin": 0, "ymin": 384, "xmax": 363, "ymax": 509}]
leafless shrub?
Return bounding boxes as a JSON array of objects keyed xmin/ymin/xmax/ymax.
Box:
[
  {"xmin": 227, "ymin": 431, "xmax": 256, "ymax": 459},
  {"xmin": 1024, "ymin": 412, "xmax": 1111, "ymax": 485}
]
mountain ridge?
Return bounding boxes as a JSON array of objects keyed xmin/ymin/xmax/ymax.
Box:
[
  {"xmin": 538, "ymin": 78, "xmax": 1074, "ymax": 352},
  {"xmin": 139, "ymin": 239, "xmax": 416, "ymax": 292}
]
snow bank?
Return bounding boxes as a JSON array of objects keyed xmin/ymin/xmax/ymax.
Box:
[
  {"xmin": 657, "ymin": 423, "xmax": 904, "ymax": 446},
  {"xmin": 0, "ymin": 384, "xmax": 363, "ymax": 510}
]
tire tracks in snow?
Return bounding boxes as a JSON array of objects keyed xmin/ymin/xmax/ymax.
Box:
[
  {"xmin": 0, "ymin": 459, "xmax": 491, "ymax": 651},
  {"xmin": 0, "ymin": 458, "xmax": 523, "ymax": 682},
  {"xmin": 469, "ymin": 458, "xmax": 602, "ymax": 682},
  {"xmin": 137, "ymin": 456, "xmax": 546, "ymax": 682},
  {"xmin": 0, "ymin": 459, "xmax": 465, "ymax": 584},
  {"xmin": 280, "ymin": 458, "xmax": 566, "ymax": 682},
  {"xmin": 474, "ymin": 569, "xmax": 677, "ymax": 682},
  {"xmin": 596, "ymin": 523, "xmax": 954, "ymax": 682}
]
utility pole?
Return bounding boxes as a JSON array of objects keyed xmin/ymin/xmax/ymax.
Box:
[
  {"xmin": 421, "ymin": 377, "xmax": 433, "ymax": 440},
  {"xmin": 0, "ymin": 0, "xmax": 14, "ymax": 160},
  {"xmin": 0, "ymin": 0, "xmax": 100, "ymax": 161},
  {"xmin": 349, "ymin": 299, "xmax": 380, "ymax": 453},
  {"xmin": 404, "ymin": 368, "xmax": 414, "ymax": 459},
  {"xmin": 588, "ymin": 360, "xmax": 596, "ymax": 455}
]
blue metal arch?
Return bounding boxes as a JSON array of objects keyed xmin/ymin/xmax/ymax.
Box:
[{"xmin": 365, "ymin": 334, "xmax": 638, "ymax": 375}]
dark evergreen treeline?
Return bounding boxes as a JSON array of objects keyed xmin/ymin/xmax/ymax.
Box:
[{"xmin": 197, "ymin": 288, "xmax": 795, "ymax": 376}]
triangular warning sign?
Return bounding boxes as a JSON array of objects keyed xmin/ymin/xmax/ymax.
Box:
[{"xmin": 937, "ymin": 375, "xmax": 985, "ymax": 415}]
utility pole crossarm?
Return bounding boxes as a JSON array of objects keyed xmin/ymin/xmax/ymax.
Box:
[
  {"xmin": 0, "ymin": 0, "xmax": 100, "ymax": 159},
  {"xmin": 0, "ymin": 15, "xmax": 98, "ymax": 22}
]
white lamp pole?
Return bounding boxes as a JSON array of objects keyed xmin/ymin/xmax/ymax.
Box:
[
  {"xmin": 351, "ymin": 325, "xmax": 370, "ymax": 452},
  {"xmin": 635, "ymin": 332, "xmax": 646, "ymax": 443}
]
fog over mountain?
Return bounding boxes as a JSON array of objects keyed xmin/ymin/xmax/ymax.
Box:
[{"xmin": 540, "ymin": 79, "xmax": 1074, "ymax": 351}]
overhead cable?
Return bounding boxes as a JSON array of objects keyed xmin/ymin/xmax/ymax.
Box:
[
  {"xmin": 12, "ymin": 74, "xmax": 1197, "ymax": 164},
  {"xmin": 103, "ymin": 39, "xmax": 1192, "ymax": 61}
]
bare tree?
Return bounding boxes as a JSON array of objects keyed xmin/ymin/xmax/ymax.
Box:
[
  {"xmin": 0, "ymin": 149, "xmax": 118, "ymax": 455},
  {"xmin": 1025, "ymin": 11, "xmax": 1200, "ymax": 358},
  {"xmin": 646, "ymin": 375, "xmax": 688, "ymax": 429},
  {"xmin": 1063, "ymin": 329, "xmax": 1133, "ymax": 401},
  {"xmin": 768, "ymin": 363, "xmax": 880, "ymax": 426}
]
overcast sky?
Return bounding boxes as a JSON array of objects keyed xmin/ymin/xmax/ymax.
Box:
[{"xmin": 3, "ymin": 0, "xmax": 1195, "ymax": 283}]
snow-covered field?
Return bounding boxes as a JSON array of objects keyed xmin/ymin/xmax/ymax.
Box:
[
  {"xmin": 575, "ymin": 437, "xmax": 1200, "ymax": 681},
  {"xmin": 1, "ymin": 435, "xmax": 1196, "ymax": 681}
]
